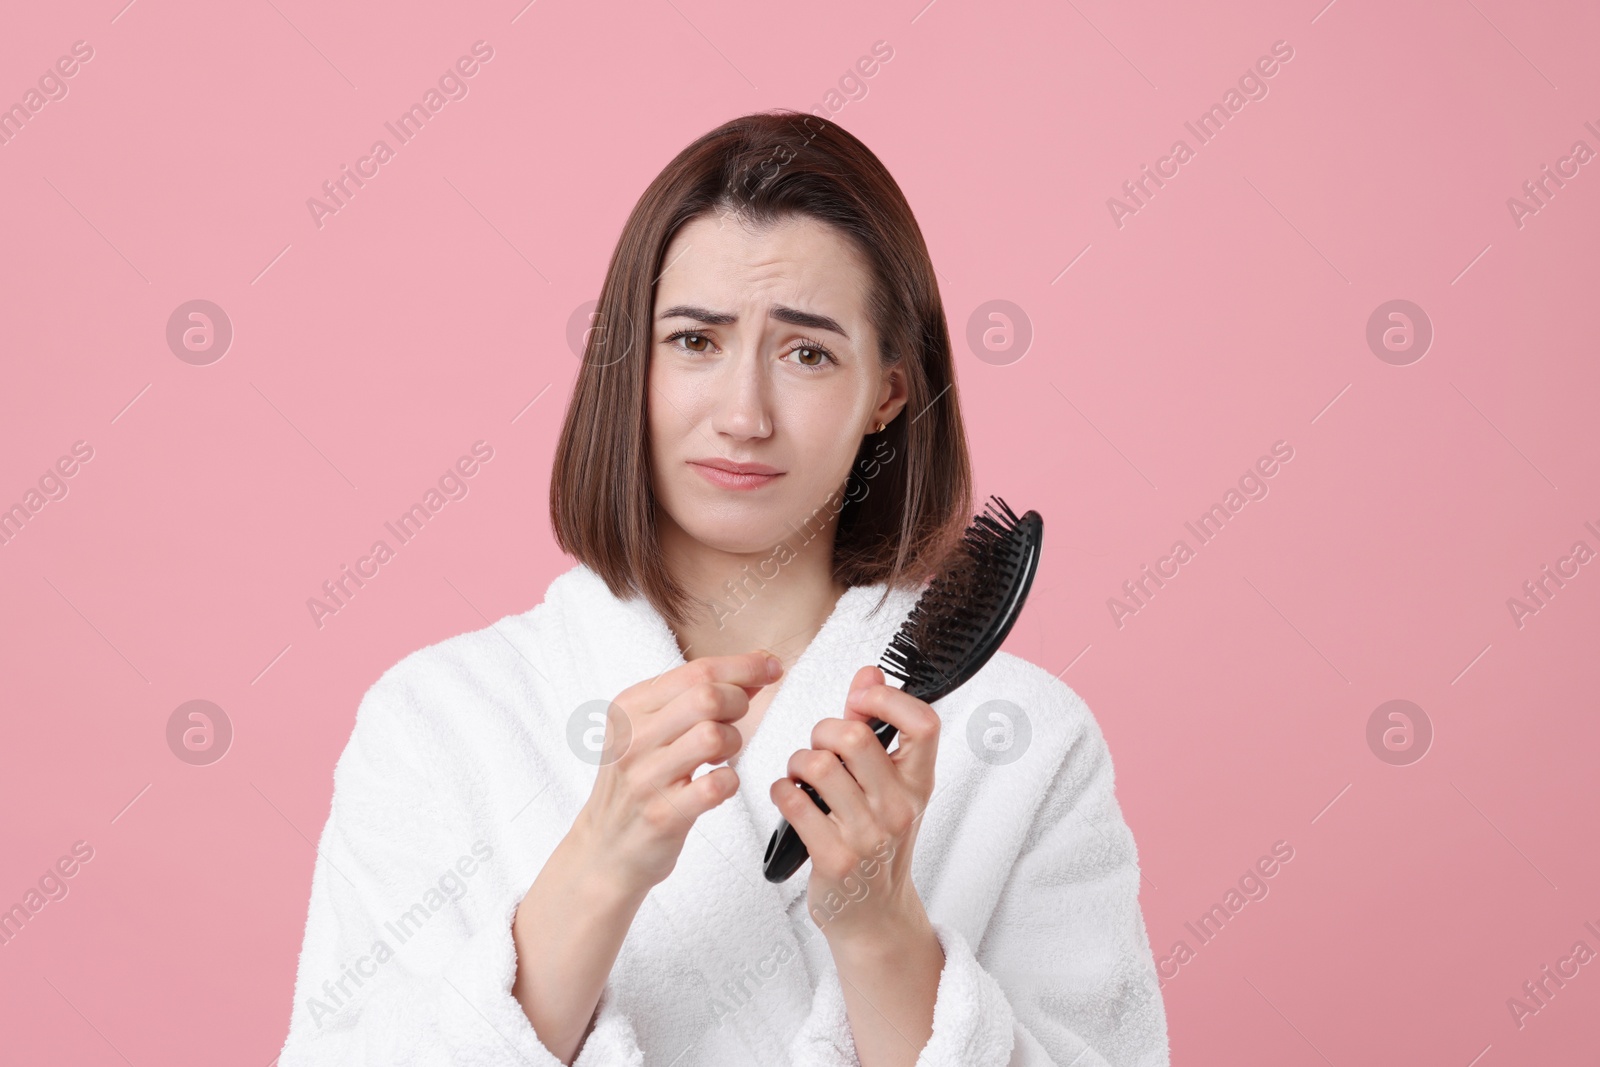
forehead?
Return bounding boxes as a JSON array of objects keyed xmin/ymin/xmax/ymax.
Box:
[{"xmin": 655, "ymin": 213, "xmax": 873, "ymax": 320}]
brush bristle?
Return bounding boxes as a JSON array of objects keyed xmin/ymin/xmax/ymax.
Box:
[{"xmin": 880, "ymin": 496, "xmax": 1035, "ymax": 696}]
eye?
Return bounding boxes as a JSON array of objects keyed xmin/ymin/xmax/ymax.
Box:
[
  {"xmin": 663, "ymin": 329, "xmax": 714, "ymax": 354},
  {"xmin": 784, "ymin": 341, "xmax": 837, "ymax": 370}
]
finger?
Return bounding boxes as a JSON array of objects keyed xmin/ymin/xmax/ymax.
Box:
[
  {"xmin": 620, "ymin": 651, "xmax": 782, "ymax": 715},
  {"xmin": 663, "ymin": 763, "xmax": 740, "ymax": 823},
  {"xmin": 841, "ymin": 666, "xmax": 890, "ymax": 732},
  {"xmin": 810, "ymin": 716, "xmax": 903, "ymax": 819},
  {"xmin": 845, "ymin": 683, "xmax": 941, "ymax": 786},
  {"xmin": 646, "ymin": 717, "xmax": 744, "ymax": 786},
  {"xmin": 769, "ymin": 775, "xmax": 845, "ymax": 869},
  {"xmin": 845, "ymin": 665, "xmax": 881, "ymax": 705},
  {"xmin": 785, "ymin": 747, "xmax": 873, "ymax": 833},
  {"xmin": 648, "ymin": 681, "xmax": 754, "ymax": 750}
]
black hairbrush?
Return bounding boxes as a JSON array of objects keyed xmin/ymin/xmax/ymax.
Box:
[{"xmin": 762, "ymin": 495, "xmax": 1044, "ymax": 883}]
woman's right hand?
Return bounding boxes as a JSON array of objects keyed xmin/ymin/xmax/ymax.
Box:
[
  {"xmin": 512, "ymin": 650, "xmax": 783, "ymax": 1060},
  {"xmin": 572, "ymin": 650, "xmax": 783, "ymax": 895}
]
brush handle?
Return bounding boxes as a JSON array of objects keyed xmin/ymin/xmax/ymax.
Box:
[{"xmin": 761, "ymin": 716, "xmax": 901, "ymax": 883}]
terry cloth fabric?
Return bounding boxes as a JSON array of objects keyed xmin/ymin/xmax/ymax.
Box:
[{"xmin": 277, "ymin": 562, "xmax": 1170, "ymax": 1066}]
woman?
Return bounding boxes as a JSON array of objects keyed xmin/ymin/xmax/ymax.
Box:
[{"xmin": 278, "ymin": 110, "xmax": 1169, "ymax": 1067}]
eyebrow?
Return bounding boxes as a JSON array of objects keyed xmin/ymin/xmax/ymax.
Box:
[{"xmin": 656, "ymin": 304, "xmax": 849, "ymax": 339}]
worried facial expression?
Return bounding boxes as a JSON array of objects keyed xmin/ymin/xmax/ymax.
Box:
[{"xmin": 647, "ymin": 212, "xmax": 906, "ymax": 555}]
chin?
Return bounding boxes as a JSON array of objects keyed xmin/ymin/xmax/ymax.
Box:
[
  {"xmin": 677, "ymin": 507, "xmax": 791, "ymax": 555},
  {"xmin": 667, "ymin": 483, "xmax": 823, "ymax": 556}
]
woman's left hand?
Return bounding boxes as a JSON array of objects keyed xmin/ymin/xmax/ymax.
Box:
[{"xmin": 769, "ymin": 665, "xmax": 940, "ymax": 946}]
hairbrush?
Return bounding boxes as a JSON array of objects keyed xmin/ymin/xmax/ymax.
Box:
[{"xmin": 762, "ymin": 495, "xmax": 1044, "ymax": 883}]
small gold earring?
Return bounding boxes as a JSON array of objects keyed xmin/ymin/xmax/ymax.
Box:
[{"xmin": 875, "ymin": 421, "xmax": 886, "ymax": 433}]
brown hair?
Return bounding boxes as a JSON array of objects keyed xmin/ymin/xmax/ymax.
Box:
[{"xmin": 549, "ymin": 109, "xmax": 972, "ymax": 627}]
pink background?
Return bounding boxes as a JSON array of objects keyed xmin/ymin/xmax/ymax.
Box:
[{"xmin": 2, "ymin": 0, "xmax": 1597, "ymax": 1062}]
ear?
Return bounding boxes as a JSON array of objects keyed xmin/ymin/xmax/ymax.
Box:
[{"xmin": 870, "ymin": 365, "xmax": 910, "ymax": 431}]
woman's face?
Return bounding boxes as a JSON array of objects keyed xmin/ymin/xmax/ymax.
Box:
[{"xmin": 647, "ymin": 212, "xmax": 906, "ymax": 557}]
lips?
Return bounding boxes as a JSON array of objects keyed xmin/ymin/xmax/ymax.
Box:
[
  {"xmin": 688, "ymin": 459, "xmax": 784, "ymax": 490},
  {"xmin": 690, "ymin": 458, "xmax": 782, "ymax": 475}
]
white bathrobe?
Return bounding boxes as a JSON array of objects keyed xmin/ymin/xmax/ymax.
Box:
[{"xmin": 277, "ymin": 562, "xmax": 1170, "ymax": 1066}]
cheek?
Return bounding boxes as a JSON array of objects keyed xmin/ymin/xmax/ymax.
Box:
[
  {"xmin": 774, "ymin": 385, "xmax": 865, "ymax": 476},
  {"xmin": 644, "ymin": 370, "xmax": 683, "ymax": 497},
  {"xmin": 787, "ymin": 375, "xmax": 865, "ymax": 441},
  {"xmin": 645, "ymin": 395, "xmax": 670, "ymax": 458},
  {"xmin": 646, "ymin": 363, "xmax": 688, "ymax": 453}
]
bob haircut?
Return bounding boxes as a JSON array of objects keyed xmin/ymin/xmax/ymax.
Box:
[{"xmin": 550, "ymin": 109, "xmax": 972, "ymax": 628}]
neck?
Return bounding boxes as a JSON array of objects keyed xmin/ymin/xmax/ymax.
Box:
[{"xmin": 658, "ymin": 511, "xmax": 848, "ymax": 669}]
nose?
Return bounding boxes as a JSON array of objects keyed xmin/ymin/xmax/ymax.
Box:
[{"xmin": 710, "ymin": 341, "xmax": 772, "ymax": 441}]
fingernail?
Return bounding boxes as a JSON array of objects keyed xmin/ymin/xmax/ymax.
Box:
[{"xmin": 766, "ymin": 654, "xmax": 783, "ymax": 680}]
